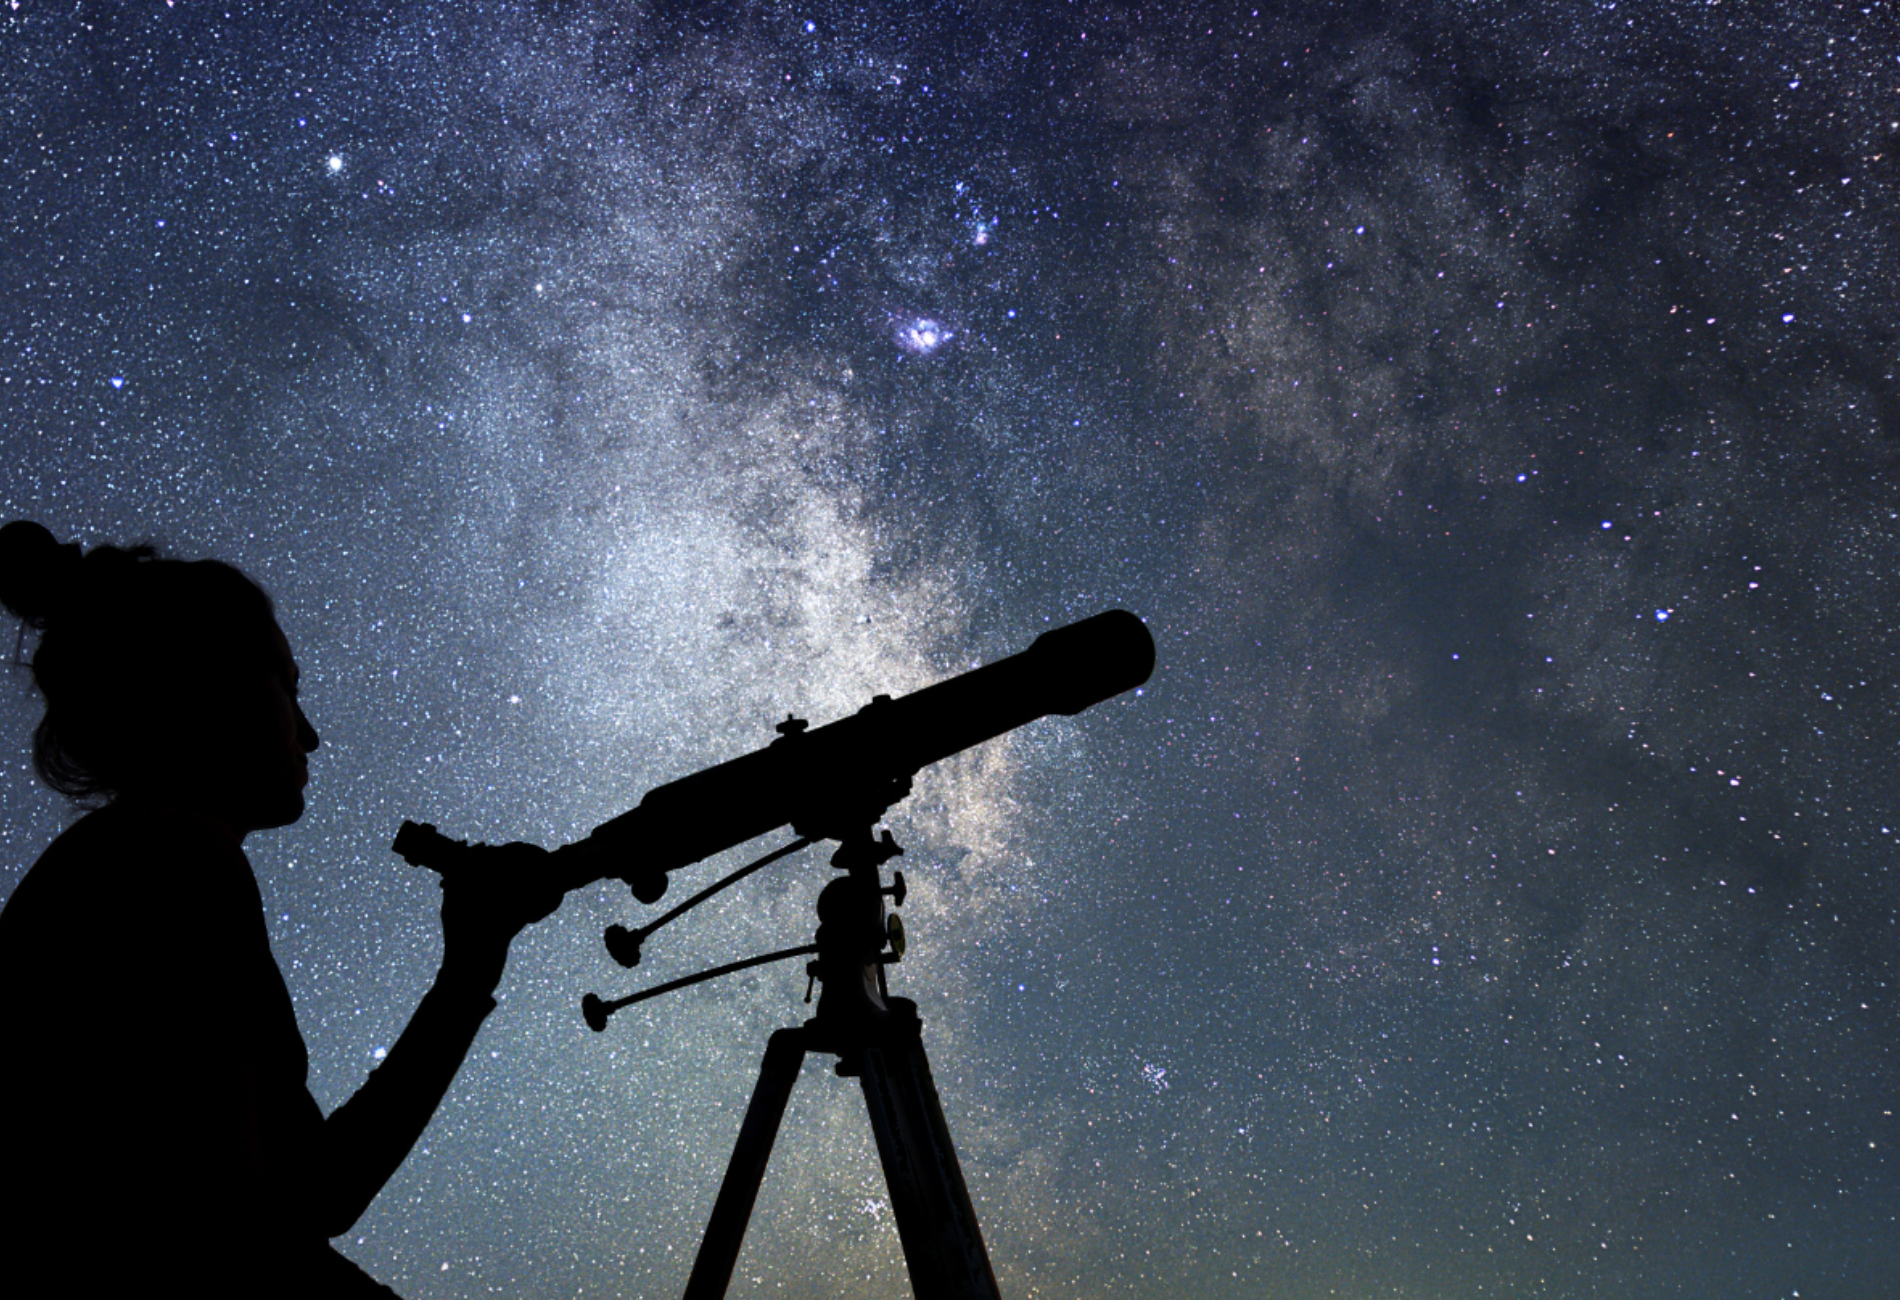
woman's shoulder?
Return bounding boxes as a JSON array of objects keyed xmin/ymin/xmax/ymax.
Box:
[
  {"xmin": 51, "ymin": 799, "xmax": 241, "ymax": 866},
  {"xmin": 0, "ymin": 803, "xmax": 263, "ymax": 1001},
  {"xmin": 7, "ymin": 802, "xmax": 251, "ymax": 921}
]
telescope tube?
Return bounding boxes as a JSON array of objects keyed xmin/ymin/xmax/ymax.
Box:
[{"xmin": 401, "ymin": 609, "xmax": 1154, "ymax": 898}]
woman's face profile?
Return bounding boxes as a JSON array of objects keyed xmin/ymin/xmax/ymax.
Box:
[{"xmin": 153, "ymin": 620, "xmax": 321, "ymax": 836}]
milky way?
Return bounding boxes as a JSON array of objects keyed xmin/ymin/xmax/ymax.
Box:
[{"xmin": 2, "ymin": 2, "xmax": 1897, "ymax": 1297}]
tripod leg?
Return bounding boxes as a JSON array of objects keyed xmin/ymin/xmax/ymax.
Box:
[
  {"xmin": 857, "ymin": 1001, "xmax": 1001, "ymax": 1300},
  {"xmin": 683, "ymin": 1027, "xmax": 808, "ymax": 1300}
]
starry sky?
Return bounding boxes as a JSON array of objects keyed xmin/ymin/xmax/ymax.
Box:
[{"xmin": 2, "ymin": 1, "xmax": 1897, "ymax": 1296}]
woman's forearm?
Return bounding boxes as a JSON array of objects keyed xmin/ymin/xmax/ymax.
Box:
[
  {"xmin": 313, "ymin": 964, "xmax": 498, "ymax": 1236},
  {"xmin": 314, "ymin": 841, "xmax": 564, "ymax": 1235}
]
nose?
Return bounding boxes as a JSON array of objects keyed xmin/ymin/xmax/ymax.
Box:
[{"xmin": 297, "ymin": 705, "xmax": 320, "ymax": 753}]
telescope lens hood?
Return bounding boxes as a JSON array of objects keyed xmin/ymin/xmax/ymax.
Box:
[{"xmin": 1022, "ymin": 609, "xmax": 1155, "ymax": 715}]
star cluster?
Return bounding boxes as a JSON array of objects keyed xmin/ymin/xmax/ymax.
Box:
[{"xmin": 3, "ymin": 1, "xmax": 1897, "ymax": 1297}]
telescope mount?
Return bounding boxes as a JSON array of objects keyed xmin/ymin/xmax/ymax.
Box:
[{"xmin": 588, "ymin": 824, "xmax": 1001, "ymax": 1300}]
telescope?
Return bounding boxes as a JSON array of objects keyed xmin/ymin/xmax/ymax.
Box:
[
  {"xmin": 395, "ymin": 608, "xmax": 1154, "ymax": 1300},
  {"xmin": 395, "ymin": 607, "xmax": 1155, "ymax": 902}
]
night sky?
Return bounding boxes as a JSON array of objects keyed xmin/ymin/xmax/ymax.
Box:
[{"xmin": 3, "ymin": 2, "xmax": 1897, "ymax": 1296}]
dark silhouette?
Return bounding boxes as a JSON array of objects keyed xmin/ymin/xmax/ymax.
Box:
[
  {"xmin": 0, "ymin": 521, "xmax": 561, "ymax": 1298},
  {"xmin": 407, "ymin": 605, "xmax": 1158, "ymax": 899}
]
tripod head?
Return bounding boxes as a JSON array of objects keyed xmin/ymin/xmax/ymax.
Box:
[{"xmin": 579, "ymin": 823, "xmax": 910, "ymax": 1036}]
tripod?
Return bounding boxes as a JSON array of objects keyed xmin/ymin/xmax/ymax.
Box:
[
  {"xmin": 684, "ymin": 1004, "xmax": 999, "ymax": 1300},
  {"xmin": 582, "ymin": 824, "xmax": 1000, "ymax": 1299},
  {"xmin": 579, "ymin": 818, "xmax": 1001, "ymax": 1299},
  {"xmin": 683, "ymin": 828, "xmax": 999, "ymax": 1300}
]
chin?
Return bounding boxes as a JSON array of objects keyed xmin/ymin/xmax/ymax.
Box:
[
  {"xmin": 274, "ymin": 791, "xmax": 308, "ymax": 827},
  {"xmin": 248, "ymin": 790, "xmax": 307, "ymax": 833}
]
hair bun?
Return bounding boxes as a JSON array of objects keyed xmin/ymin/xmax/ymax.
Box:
[{"xmin": 0, "ymin": 520, "xmax": 85, "ymax": 627}]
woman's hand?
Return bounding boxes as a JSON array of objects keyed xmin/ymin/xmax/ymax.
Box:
[{"xmin": 436, "ymin": 840, "xmax": 566, "ymax": 993}]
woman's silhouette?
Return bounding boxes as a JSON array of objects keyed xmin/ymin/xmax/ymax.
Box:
[{"xmin": 0, "ymin": 520, "xmax": 561, "ymax": 1297}]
